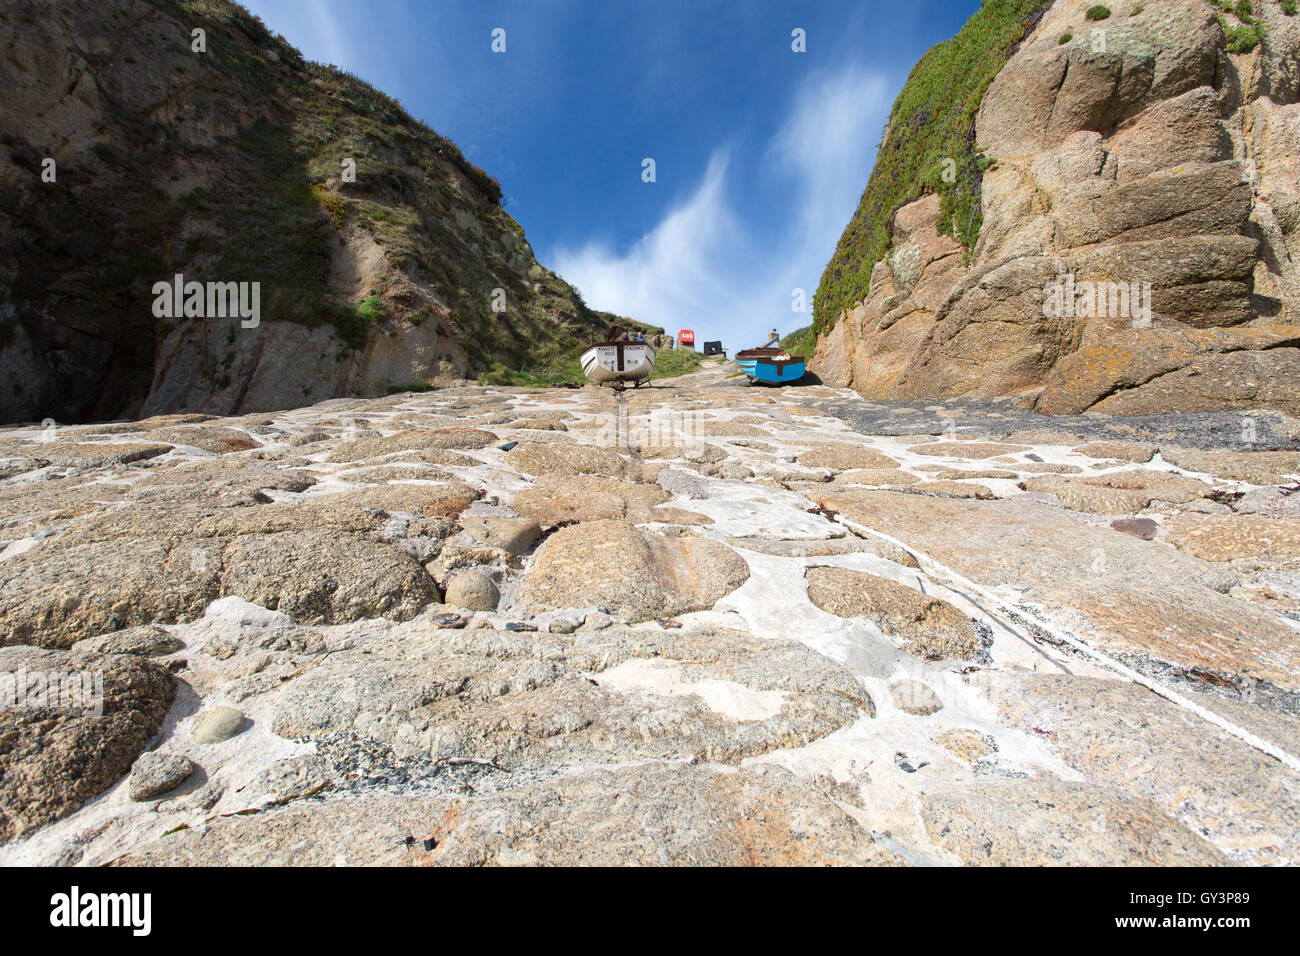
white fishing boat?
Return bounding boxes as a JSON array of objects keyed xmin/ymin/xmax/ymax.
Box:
[{"xmin": 580, "ymin": 340, "xmax": 656, "ymax": 387}]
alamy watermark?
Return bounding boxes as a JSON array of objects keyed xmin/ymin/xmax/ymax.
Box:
[
  {"xmin": 152, "ymin": 273, "xmax": 260, "ymax": 328},
  {"xmin": 1042, "ymin": 273, "xmax": 1152, "ymax": 328},
  {"xmin": 50, "ymin": 886, "xmax": 151, "ymax": 936},
  {"xmin": 1, "ymin": 666, "xmax": 104, "ymax": 718},
  {"xmin": 596, "ymin": 411, "xmax": 705, "ymax": 453}
]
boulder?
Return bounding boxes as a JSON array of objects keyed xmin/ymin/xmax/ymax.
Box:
[
  {"xmin": 128, "ymin": 753, "xmax": 196, "ymax": 801},
  {"xmin": 0, "ymin": 647, "xmax": 173, "ymax": 841},
  {"xmin": 444, "ymin": 568, "xmax": 500, "ymax": 611},
  {"xmin": 805, "ymin": 566, "xmax": 981, "ymax": 660},
  {"xmin": 521, "ymin": 521, "xmax": 749, "ymax": 621}
]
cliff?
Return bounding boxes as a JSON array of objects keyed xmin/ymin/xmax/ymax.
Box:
[
  {"xmin": 0, "ymin": 0, "xmax": 649, "ymax": 424},
  {"xmin": 812, "ymin": 0, "xmax": 1300, "ymax": 417}
]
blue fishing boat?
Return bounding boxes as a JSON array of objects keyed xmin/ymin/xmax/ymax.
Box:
[{"xmin": 734, "ymin": 330, "xmax": 805, "ymax": 385}]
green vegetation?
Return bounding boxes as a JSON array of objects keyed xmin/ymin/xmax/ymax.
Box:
[
  {"xmin": 1215, "ymin": 0, "xmax": 1267, "ymax": 52},
  {"xmin": 1223, "ymin": 20, "xmax": 1264, "ymax": 50},
  {"xmin": 1059, "ymin": 32, "xmax": 1073, "ymax": 43},
  {"xmin": 649, "ymin": 347, "xmax": 706, "ymax": 380},
  {"xmin": 386, "ymin": 381, "xmax": 437, "ymax": 394},
  {"xmin": 778, "ymin": 324, "xmax": 816, "ymax": 358},
  {"xmin": 1204, "ymin": 0, "xmax": 1272, "ymax": 50},
  {"xmin": 1085, "ymin": 5, "xmax": 1111, "ymax": 20},
  {"xmin": 812, "ymin": 0, "xmax": 1053, "ymax": 336},
  {"xmin": 309, "ymin": 182, "xmax": 349, "ymax": 226}
]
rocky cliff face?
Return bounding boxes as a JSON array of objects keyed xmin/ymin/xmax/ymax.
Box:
[
  {"xmin": 812, "ymin": 0, "xmax": 1300, "ymax": 417},
  {"xmin": 0, "ymin": 0, "xmax": 637, "ymax": 425}
]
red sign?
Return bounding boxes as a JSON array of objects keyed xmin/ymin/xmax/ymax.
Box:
[{"xmin": 678, "ymin": 329, "xmax": 695, "ymax": 344}]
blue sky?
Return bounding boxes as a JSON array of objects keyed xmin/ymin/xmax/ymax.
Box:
[{"xmin": 241, "ymin": 0, "xmax": 980, "ymax": 348}]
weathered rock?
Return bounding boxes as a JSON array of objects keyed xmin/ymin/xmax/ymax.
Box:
[
  {"xmin": 191, "ymin": 705, "xmax": 246, "ymax": 744},
  {"xmin": 511, "ymin": 474, "xmax": 670, "ymax": 528},
  {"xmin": 932, "ymin": 468, "xmax": 1018, "ymax": 480},
  {"xmin": 116, "ymin": 763, "xmax": 901, "ymax": 866},
  {"xmin": 1235, "ymin": 486, "xmax": 1300, "ymax": 520},
  {"xmin": 335, "ymin": 464, "xmax": 454, "ymax": 485},
  {"xmin": 506, "ymin": 442, "xmax": 636, "ymax": 479},
  {"xmin": 522, "ymin": 521, "xmax": 749, "ymax": 621},
  {"xmin": 1159, "ymin": 447, "xmax": 1300, "ymax": 484},
  {"xmin": 128, "ymin": 752, "xmax": 196, "ymax": 801},
  {"xmin": 936, "ymin": 728, "xmax": 994, "ymax": 763},
  {"xmin": 146, "ymin": 426, "xmax": 260, "ymax": 454},
  {"xmin": 1075, "ymin": 441, "xmax": 1157, "ymax": 463},
  {"xmin": 126, "ymin": 461, "xmax": 316, "ymax": 507},
  {"xmin": 796, "ymin": 444, "xmax": 898, "ymax": 470},
  {"xmin": 248, "ymin": 754, "xmax": 332, "ymax": 803},
  {"xmin": 309, "ymin": 483, "xmax": 480, "ymax": 519},
  {"xmin": 811, "ymin": 0, "xmax": 1300, "ymax": 419},
  {"xmin": 270, "ymin": 625, "xmax": 871, "ymax": 774},
  {"xmin": 921, "ymin": 777, "xmax": 1229, "ymax": 866},
  {"xmin": 1164, "ymin": 514, "xmax": 1300, "ymax": 569},
  {"xmin": 910, "ymin": 480, "xmax": 994, "ymax": 499},
  {"xmin": 0, "ymin": 647, "xmax": 173, "ymax": 841},
  {"xmin": 37, "ymin": 443, "xmax": 173, "ymax": 471},
  {"xmin": 428, "ymin": 763, "xmax": 902, "ymax": 866},
  {"xmin": 990, "ymin": 673, "xmax": 1300, "ymax": 865},
  {"xmin": 443, "ymin": 568, "xmax": 499, "ymax": 611},
  {"xmin": 831, "ymin": 468, "xmax": 919, "ymax": 486},
  {"xmin": 459, "ymin": 516, "xmax": 541, "ymax": 556},
  {"xmin": 890, "ymin": 680, "xmax": 943, "ymax": 716},
  {"xmin": 326, "ymin": 429, "xmax": 497, "ymax": 463},
  {"xmin": 1022, "ymin": 470, "xmax": 1212, "ymax": 514},
  {"xmin": 911, "ymin": 442, "xmax": 1029, "ymax": 460},
  {"xmin": 805, "ymin": 566, "xmax": 980, "ymax": 660},
  {"xmin": 816, "ymin": 489, "xmax": 1300, "ymax": 690},
  {"xmin": 218, "ymin": 531, "xmax": 441, "ymax": 625},
  {"xmin": 0, "ymin": 537, "xmax": 221, "ymax": 648},
  {"xmin": 71, "ymin": 624, "xmax": 183, "ymax": 658},
  {"xmin": 726, "ymin": 536, "xmax": 920, "ymax": 567}
]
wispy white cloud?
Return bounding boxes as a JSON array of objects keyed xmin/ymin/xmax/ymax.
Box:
[
  {"xmin": 243, "ymin": 0, "xmax": 352, "ymax": 68},
  {"xmin": 551, "ymin": 65, "xmax": 891, "ymax": 346},
  {"xmin": 302, "ymin": 0, "xmax": 350, "ymax": 66}
]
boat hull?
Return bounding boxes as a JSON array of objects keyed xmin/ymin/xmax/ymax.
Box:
[
  {"xmin": 734, "ymin": 349, "xmax": 805, "ymax": 384},
  {"xmin": 581, "ymin": 342, "xmax": 656, "ymax": 385},
  {"xmin": 750, "ymin": 359, "xmax": 805, "ymax": 384}
]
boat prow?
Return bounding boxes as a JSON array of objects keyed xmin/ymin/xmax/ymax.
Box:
[{"xmin": 581, "ymin": 341, "xmax": 657, "ymax": 387}]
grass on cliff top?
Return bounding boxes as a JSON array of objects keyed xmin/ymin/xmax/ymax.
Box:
[{"xmin": 812, "ymin": 0, "xmax": 1052, "ymax": 336}]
